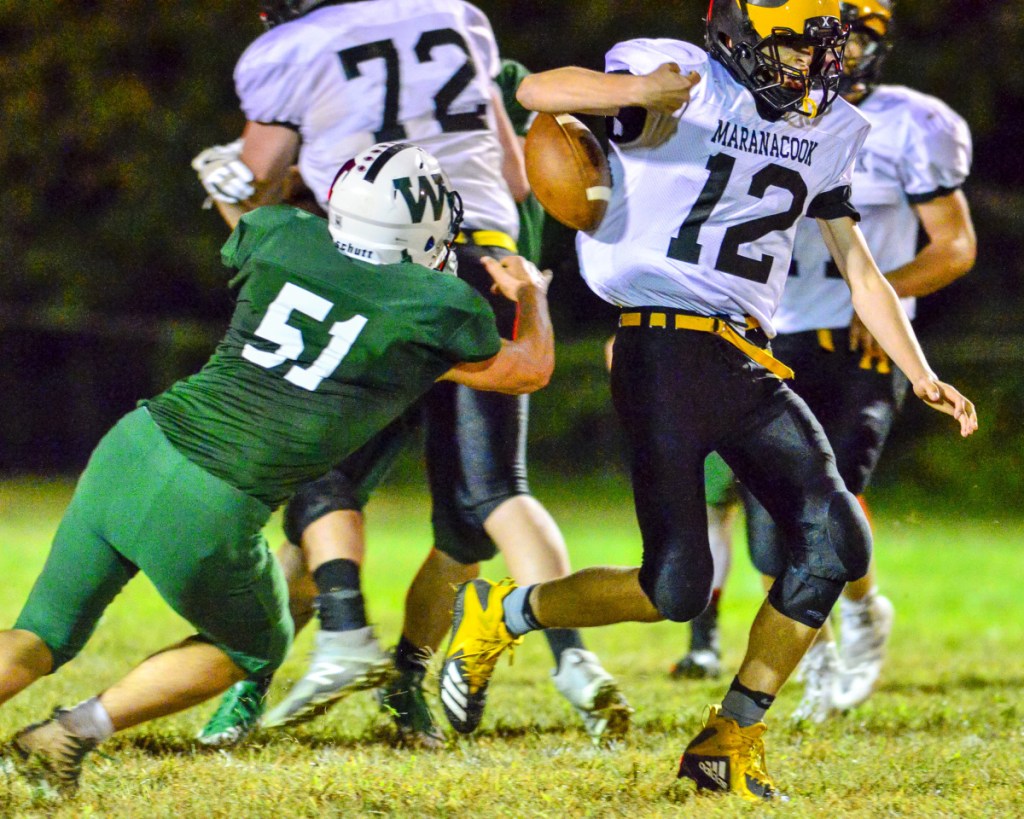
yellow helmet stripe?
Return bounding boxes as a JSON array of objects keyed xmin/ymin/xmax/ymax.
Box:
[{"xmin": 745, "ymin": 0, "xmax": 843, "ymax": 38}]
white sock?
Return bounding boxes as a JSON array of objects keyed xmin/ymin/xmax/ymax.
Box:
[
  {"xmin": 841, "ymin": 587, "xmax": 878, "ymax": 616},
  {"xmin": 58, "ymin": 697, "xmax": 115, "ymax": 741}
]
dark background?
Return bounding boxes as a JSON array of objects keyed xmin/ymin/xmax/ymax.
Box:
[{"xmin": 0, "ymin": 1, "xmax": 1020, "ymax": 509}]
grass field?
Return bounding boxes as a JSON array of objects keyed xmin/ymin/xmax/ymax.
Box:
[{"xmin": 1, "ymin": 475, "xmax": 1022, "ymax": 817}]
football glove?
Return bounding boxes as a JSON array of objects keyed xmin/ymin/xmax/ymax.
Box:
[{"xmin": 192, "ymin": 140, "xmax": 255, "ymax": 204}]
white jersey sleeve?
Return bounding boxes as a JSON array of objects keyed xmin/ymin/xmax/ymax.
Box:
[
  {"xmin": 901, "ymin": 90, "xmax": 972, "ymax": 202},
  {"xmin": 804, "ymin": 97, "xmax": 869, "ymax": 221},
  {"xmin": 235, "ymin": 35, "xmax": 308, "ymax": 127},
  {"xmin": 605, "ymin": 38, "xmax": 707, "ymax": 76},
  {"xmin": 232, "ymin": 0, "xmax": 517, "ymax": 236},
  {"xmin": 461, "ymin": 2, "xmax": 500, "ymax": 79},
  {"xmin": 778, "ymin": 86, "xmax": 972, "ymax": 333}
]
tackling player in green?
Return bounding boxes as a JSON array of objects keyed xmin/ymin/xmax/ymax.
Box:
[{"xmin": 0, "ymin": 143, "xmax": 554, "ymax": 798}]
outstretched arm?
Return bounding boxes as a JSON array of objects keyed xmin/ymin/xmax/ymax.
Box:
[
  {"xmin": 440, "ymin": 256, "xmax": 554, "ymax": 395},
  {"xmin": 516, "ymin": 63, "xmax": 700, "ymax": 117},
  {"xmin": 819, "ymin": 216, "xmax": 978, "ymax": 437}
]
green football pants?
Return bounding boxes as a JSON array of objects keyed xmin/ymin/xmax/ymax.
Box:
[{"xmin": 14, "ymin": 407, "xmax": 292, "ymax": 677}]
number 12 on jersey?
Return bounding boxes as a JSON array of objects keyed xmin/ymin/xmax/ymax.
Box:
[
  {"xmin": 243, "ymin": 282, "xmax": 368, "ymax": 392},
  {"xmin": 667, "ymin": 152, "xmax": 807, "ymax": 284}
]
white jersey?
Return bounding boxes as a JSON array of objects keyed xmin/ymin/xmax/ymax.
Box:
[
  {"xmin": 235, "ymin": 0, "xmax": 518, "ymax": 236},
  {"xmin": 577, "ymin": 39, "xmax": 869, "ymax": 337},
  {"xmin": 779, "ymin": 85, "xmax": 972, "ymax": 332}
]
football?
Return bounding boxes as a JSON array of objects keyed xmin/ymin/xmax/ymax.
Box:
[{"xmin": 525, "ymin": 112, "xmax": 612, "ymax": 232}]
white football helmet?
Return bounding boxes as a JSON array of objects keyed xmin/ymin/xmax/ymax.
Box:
[{"xmin": 327, "ymin": 142, "xmax": 463, "ymax": 272}]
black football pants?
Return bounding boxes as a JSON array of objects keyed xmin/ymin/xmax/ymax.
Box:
[{"xmin": 611, "ymin": 311, "xmax": 871, "ymax": 628}]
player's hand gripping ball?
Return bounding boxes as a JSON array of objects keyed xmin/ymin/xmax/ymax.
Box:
[{"xmin": 525, "ymin": 113, "xmax": 611, "ymax": 232}]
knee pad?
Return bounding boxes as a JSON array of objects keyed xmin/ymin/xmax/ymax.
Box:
[
  {"xmin": 284, "ymin": 469, "xmax": 362, "ymax": 545},
  {"xmin": 767, "ymin": 567, "xmax": 845, "ymax": 628},
  {"xmin": 431, "ymin": 507, "xmax": 498, "ymax": 565},
  {"xmin": 768, "ymin": 490, "xmax": 872, "ymax": 627},
  {"xmin": 821, "ymin": 489, "xmax": 872, "ymax": 582},
  {"xmin": 639, "ymin": 551, "xmax": 714, "ymax": 623}
]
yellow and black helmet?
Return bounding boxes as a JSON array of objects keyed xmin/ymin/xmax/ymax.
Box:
[
  {"xmin": 840, "ymin": 0, "xmax": 894, "ymax": 89},
  {"xmin": 705, "ymin": 0, "xmax": 850, "ymax": 120}
]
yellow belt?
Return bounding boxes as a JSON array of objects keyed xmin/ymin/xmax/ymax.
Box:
[
  {"xmin": 816, "ymin": 328, "xmax": 891, "ymax": 374},
  {"xmin": 455, "ymin": 230, "xmax": 518, "ymax": 254},
  {"xmin": 619, "ymin": 311, "xmax": 794, "ymax": 380}
]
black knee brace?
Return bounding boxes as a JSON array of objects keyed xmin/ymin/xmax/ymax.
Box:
[
  {"xmin": 283, "ymin": 469, "xmax": 363, "ymax": 545},
  {"xmin": 768, "ymin": 490, "xmax": 872, "ymax": 626},
  {"xmin": 639, "ymin": 548, "xmax": 714, "ymax": 623}
]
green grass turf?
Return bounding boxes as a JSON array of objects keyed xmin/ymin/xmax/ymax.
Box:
[{"xmin": 1, "ymin": 475, "xmax": 1022, "ymax": 817}]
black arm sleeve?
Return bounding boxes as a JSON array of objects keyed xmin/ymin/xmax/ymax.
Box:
[{"xmin": 807, "ymin": 185, "xmax": 861, "ymax": 221}]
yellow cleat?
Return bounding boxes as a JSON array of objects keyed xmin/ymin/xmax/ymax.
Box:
[
  {"xmin": 440, "ymin": 578, "xmax": 523, "ymax": 733},
  {"xmin": 678, "ymin": 705, "xmax": 782, "ymax": 802}
]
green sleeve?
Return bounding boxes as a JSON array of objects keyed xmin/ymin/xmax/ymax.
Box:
[
  {"xmin": 495, "ymin": 59, "xmax": 534, "ymax": 138},
  {"xmin": 221, "ymin": 215, "xmax": 254, "ymax": 273},
  {"xmin": 441, "ymin": 298, "xmax": 502, "ymax": 364},
  {"xmin": 222, "ymin": 207, "xmax": 297, "ymax": 286}
]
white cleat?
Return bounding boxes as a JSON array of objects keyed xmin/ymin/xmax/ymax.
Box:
[
  {"xmin": 832, "ymin": 593, "xmax": 895, "ymax": 711},
  {"xmin": 261, "ymin": 626, "xmax": 391, "ymax": 729},
  {"xmin": 791, "ymin": 641, "xmax": 842, "ymax": 724},
  {"xmin": 551, "ymin": 648, "xmax": 632, "ymax": 745}
]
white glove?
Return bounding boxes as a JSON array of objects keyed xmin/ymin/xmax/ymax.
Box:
[{"xmin": 191, "ymin": 139, "xmax": 255, "ymax": 204}]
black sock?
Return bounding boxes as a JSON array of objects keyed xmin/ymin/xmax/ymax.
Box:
[
  {"xmin": 313, "ymin": 558, "xmax": 366, "ymax": 631},
  {"xmin": 720, "ymin": 676, "xmax": 775, "ymax": 728},
  {"xmin": 394, "ymin": 634, "xmax": 429, "ymax": 674},
  {"xmin": 313, "ymin": 558, "xmax": 361, "ymax": 593},
  {"xmin": 544, "ymin": 628, "xmax": 585, "ymax": 666}
]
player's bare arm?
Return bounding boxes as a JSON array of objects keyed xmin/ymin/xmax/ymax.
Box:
[
  {"xmin": 885, "ymin": 190, "xmax": 977, "ymax": 298},
  {"xmin": 193, "ymin": 122, "xmax": 299, "ymax": 228},
  {"xmin": 491, "ymin": 86, "xmax": 530, "ymax": 203},
  {"xmin": 441, "ymin": 256, "xmax": 554, "ymax": 395},
  {"xmin": 238, "ymin": 121, "xmax": 300, "ymax": 204},
  {"xmin": 819, "ymin": 216, "xmax": 978, "ymax": 437},
  {"xmin": 516, "ymin": 63, "xmax": 700, "ymax": 117},
  {"xmin": 849, "ymin": 189, "xmax": 977, "ymax": 355}
]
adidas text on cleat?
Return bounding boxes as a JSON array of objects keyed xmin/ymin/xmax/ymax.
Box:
[
  {"xmin": 378, "ymin": 668, "xmax": 446, "ymax": 749},
  {"xmin": 197, "ymin": 678, "xmax": 269, "ymax": 747},
  {"xmin": 669, "ymin": 648, "xmax": 722, "ymax": 680},
  {"xmin": 261, "ymin": 626, "xmax": 391, "ymax": 729},
  {"xmin": 440, "ymin": 578, "xmax": 523, "ymax": 734},
  {"xmin": 7, "ymin": 709, "xmax": 99, "ymax": 798},
  {"xmin": 678, "ymin": 705, "xmax": 781, "ymax": 802},
  {"xmin": 551, "ymin": 648, "xmax": 633, "ymax": 744},
  {"xmin": 833, "ymin": 593, "xmax": 895, "ymax": 711}
]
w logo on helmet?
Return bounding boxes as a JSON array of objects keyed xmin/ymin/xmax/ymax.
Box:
[{"xmin": 393, "ymin": 174, "xmax": 449, "ymax": 224}]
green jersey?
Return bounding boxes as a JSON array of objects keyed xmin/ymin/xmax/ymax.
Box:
[
  {"xmin": 146, "ymin": 206, "xmax": 501, "ymax": 507},
  {"xmin": 496, "ymin": 59, "xmax": 545, "ymax": 265}
]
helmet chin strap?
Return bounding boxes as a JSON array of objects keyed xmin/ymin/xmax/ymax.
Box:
[
  {"xmin": 434, "ymin": 189, "xmax": 465, "ymax": 273},
  {"xmin": 798, "ymin": 93, "xmax": 819, "ymax": 118}
]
